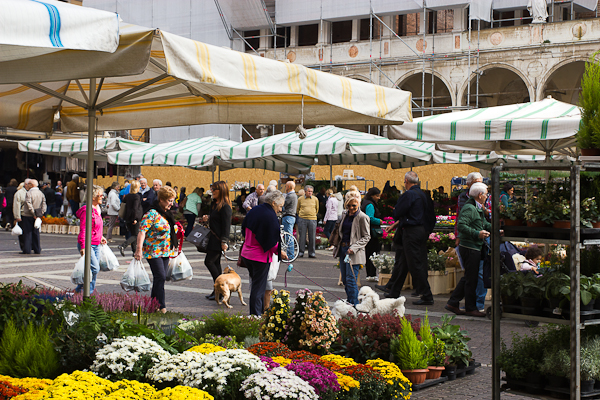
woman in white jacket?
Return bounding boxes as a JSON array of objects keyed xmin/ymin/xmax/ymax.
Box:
[{"xmin": 106, "ymin": 182, "xmax": 121, "ymax": 242}]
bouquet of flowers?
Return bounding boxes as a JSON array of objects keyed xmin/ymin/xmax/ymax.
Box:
[
  {"xmin": 145, "ymin": 351, "xmax": 205, "ymax": 387},
  {"xmin": 366, "ymin": 359, "xmax": 412, "ymax": 400},
  {"xmin": 369, "ymin": 253, "xmax": 395, "ymax": 274},
  {"xmin": 241, "ymin": 367, "xmax": 318, "ymax": 400},
  {"xmin": 182, "ymin": 349, "xmax": 267, "ymax": 398},
  {"xmin": 91, "ymin": 336, "xmax": 170, "ymax": 382},
  {"xmin": 260, "ymin": 289, "xmax": 290, "ymax": 342},
  {"xmin": 283, "ymin": 289, "xmax": 339, "ymax": 354}
]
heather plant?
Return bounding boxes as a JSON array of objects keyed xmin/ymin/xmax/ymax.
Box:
[
  {"xmin": 0, "ymin": 320, "xmax": 60, "ymax": 379},
  {"xmin": 331, "ymin": 313, "xmax": 420, "ymax": 363},
  {"xmin": 70, "ymin": 291, "xmax": 161, "ymax": 313}
]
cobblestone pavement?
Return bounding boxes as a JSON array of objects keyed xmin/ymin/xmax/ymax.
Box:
[{"xmin": 0, "ymin": 230, "xmax": 547, "ymax": 399}]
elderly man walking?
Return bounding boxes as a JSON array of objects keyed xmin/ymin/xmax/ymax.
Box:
[
  {"xmin": 243, "ymin": 184, "xmax": 264, "ymax": 212},
  {"xmin": 282, "ymin": 181, "xmax": 297, "ymax": 260},
  {"xmin": 296, "ymin": 185, "xmax": 319, "ymax": 258},
  {"xmin": 13, "ymin": 179, "xmax": 30, "ymax": 252},
  {"xmin": 385, "ymin": 171, "xmax": 434, "ymax": 306},
  {"xmin": 22, "ymin": 179, "xmax": 46, "ymax": 254}
]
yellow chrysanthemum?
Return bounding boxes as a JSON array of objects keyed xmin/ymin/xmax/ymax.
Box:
[
  {"xmin": 186, "ymin": 343, "xmax": 226, "ymax": 354},
  {"xmin": 271, "ymin": 356, "xmax": 292, "ymax": 367},
  {"xmin": 321, "ymin": 354, "xmax": 358, "ymax": 367}
]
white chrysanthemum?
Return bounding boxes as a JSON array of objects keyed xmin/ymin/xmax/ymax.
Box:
[
  {"xmin": 241, "ymin": 367, "xmax": 318, "ymax": 400},
  {"xmin": 146, "ymin": 351, "xmax": 205, "ymax": 384}
]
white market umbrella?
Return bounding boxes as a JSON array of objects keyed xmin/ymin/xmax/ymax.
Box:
[
  {"xmin": 389, "ymin": 98, "xmax": 580, "ymax": 155},
  {"xmin": 16, "ymin": 137, "xmax": 140, "ymax": 162},
  {"xmin": 0, "ymin": 0, "xmax": 119, "ymax": 62},
  {"xmin": 432, "ymin": 150, "xmax": 574, "ymax": 169}
]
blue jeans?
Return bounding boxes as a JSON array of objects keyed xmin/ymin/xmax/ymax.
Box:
[
  {"xmin": 282, "ymin": 215, "xmax": 296, "ymax": 260},
  {"xmin": 323, "ymin": 220, "xmax": 336, "ymax": 239},
  {"xmin": 47, "ymin": 204, "xmax": 57, "ymax": 217},
  {"xmin": 476, "ymin": 237, "xmax": 490, "ymax": 310},
  {"xmin": 69, "ymin": 200, "xmax": 80, "ymax": 215},
  {"xmin": 339, "ymin": 245, "xmax": 360, "ymax": 305},
  {"xmin": 75, "ymin": 243, "xmax": 100, "ymax": 293}
]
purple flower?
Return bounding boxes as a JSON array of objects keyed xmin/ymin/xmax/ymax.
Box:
[
  {"xmin": 259, "ymin": 356, "xmax": 280, "ymax": 371},
  {"xmin": 285, "ymin": 362, "xmax": 341, "ymax": 395}
]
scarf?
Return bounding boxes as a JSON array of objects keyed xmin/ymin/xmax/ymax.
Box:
[
  {"xmin": 150, "ymin": 201, "xmax": 177, "ymax": 250},
  {"xmin": 242, "ymin": 203, "xmax": 280, "ymax": 252}
]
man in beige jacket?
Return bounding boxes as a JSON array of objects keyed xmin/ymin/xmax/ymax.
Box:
[{"xmin": 22, "ymin": 179, "xmax": 46, "ymax": 254}]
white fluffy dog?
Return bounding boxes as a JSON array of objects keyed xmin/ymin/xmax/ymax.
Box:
[
  {"xmin": 355, "ymin": 286, "xmax": 406, "ymax": 317},
  {"xmin": 331, "ymin": 300, "xmax": 357, "ymax": 320}
]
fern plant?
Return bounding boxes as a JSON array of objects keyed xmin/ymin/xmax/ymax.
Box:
[
  {"xmin": 0, "ymin": 320, "xmax": 60, "ymax": 378},
  {"xmin": 391, "ymin": 318, "xmax": 428, "ymax": 370},
  {"xmin": 577, "ymin": 51, "xmax": 600, "ymax": 150}
]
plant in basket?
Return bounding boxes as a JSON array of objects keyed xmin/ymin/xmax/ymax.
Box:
[{"xmin": 581, "ymin": 197, "xmax": 600, "ymax": 228}]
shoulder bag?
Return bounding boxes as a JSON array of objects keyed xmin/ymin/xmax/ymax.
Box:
[
  {"xmin": 329, "ymin": 220, "xmax": 341, "ymax": 248},
  {"xmin": 118, "ymin": 202, "xmax": 127, "ymax": 219}
]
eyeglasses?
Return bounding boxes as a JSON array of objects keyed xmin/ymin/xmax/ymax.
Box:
[{"xmin": 348, "ymin": 204, "xmax": 358, "ymax": 208}]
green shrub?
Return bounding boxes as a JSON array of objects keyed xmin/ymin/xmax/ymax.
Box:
[
  {"xmin": 390, "ymin": 317, "xmax": 427, "ymax": 370},
  {"xmin": 191, "ymin": 311, "xmax": 260, "ymax": 343},
  {"xmin": 0, "ymin": 320, "xmax": 60, "ymax": 378},
  {"xmin": 577, "ymin": 52, "xmax": 600, "ymax": 149}
]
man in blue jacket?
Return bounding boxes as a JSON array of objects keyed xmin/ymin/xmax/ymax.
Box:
[{"xmin": 385, "ymin": 171, "xmax": 434, "ymax": 306}]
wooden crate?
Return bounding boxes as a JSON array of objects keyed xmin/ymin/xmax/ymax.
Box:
[
  {"xmin": 377, "ymin": 272, "xmax": 412, "ymax": 289},
  {"xmin": 39, "ymin": 225, "xmax": 47, "ymax": 233},
  {"xmin": 59, "ymin": 225, "xmax": 68, "ymax": 234},
  {"xmin": 68, "ymin": 226, "xmax": 79, "ymax": 235},
  {"xmin": 428, "ymin": 271, "xmax": 450, "ymax": 295},
  {"xmin": 446, "ymin": 267, "xmax": 465, "ymax": 292}
]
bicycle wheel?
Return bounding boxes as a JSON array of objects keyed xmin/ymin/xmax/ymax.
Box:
[{"xmin": 280, "ymin": 231, "xmax": 299, "ymax": 263}]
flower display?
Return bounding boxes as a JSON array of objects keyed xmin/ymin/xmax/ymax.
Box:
[
  {"xmin": 91, "ymin": 336, "xmax": 170, "ymax": 381},
  {"xmin": 186, "ymin": 343, "xmax": 226, "ymax": 354},
  {"xmin": 198, "ymin": 334, "xmax": 244, "ymax": 349},
  {"xmin": 369, "ymin": 253, "xmax": 395, "ymax": 274},
  {"xmin": 381, "ymin": 217, "xmax": 395, "ymax": 225},
  {"xmin": 581, "ymin": 197, "xmax": 600, "ymax": 227},
  {"xmin": 240, "ymin": 367, "xmax": 318, "ymax": 400},
  {"xmin": 232, "ymin": 181, "xmax": 250, "ymax": 191},
  {"xmin": 153, "ymin": 386, "xmax": 214, "ymax": 400},
  {"xmin": 247, "ymin": 342, "xmax": 292, "ymax": 358},
  {"xmin": 333, "ymin": 372, "xmax": 360, "ymax": 391},
  {"xmin": 320, "ymin": 354, "xmax": 358, "ymax": 368},
  {"xmin": 0, "ymin": 380, "xmax": 27, "ymax": 399},
  {"xmin": 283, "ymin": 290, "xmax": 339, "ymax": 354},
  {"xmin": 427, "ymin": 232, "xmax": 456, "ymax": 252},
  {"xmin": 0, "ymin": 375, "xmax": 52, "ymax": 394},
  {"xmin": 285, "ymin": 361, "xmax": 341, "ymax": 397},
  {"xmin": 435, "ymin": 215, "xmax": 456, "ymax": 227},
  {"xmin": 40, "ymin": 216, "xmax": 68, "ymax": 225},
  {"xmin": 146, "ymin": 351, "xmax": 205, "ymax": 386},
  {"xmin": 177, "ymin": 319, "xmax": 205, "ymax": 332},
  {"xmin": 288, "ymin": 351, "xmax": 321, "ymax": 363},
  {"xmin": 271, "ymin": 356, "xmax": 293, "ymax": 367},
  {"xmin": 366, "ymin": 359, "xmax": 412, "ymax": 400},
  {"xmin": 70, "ymin": 291, "xmax": 161, "ymax": 313},
  {"xmin": 260, "ymin": 289, "xmax": 290, "ymax": 342},
  {"xmin": 340, "ymin": 364, "xmax": 387, "ymax": 399},
  {"xmin": 258, "ymin": 356, "xmax": 280, "ymax": 371},
  {"xmin": 104, "ymin": 379, "xmax": 157, "ymax": 400},
  {"xmin": 181, "ymin": 349, "xmax": 267, "ymax": 398}
]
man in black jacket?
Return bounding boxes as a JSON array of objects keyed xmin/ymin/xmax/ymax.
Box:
[
  {"xmin": 385, "ymin": 171, "xmax": 434, "ymax": 306},
  {"xmin": 42, "ymin": 182, "xmax": 57, "ymax": 217}
]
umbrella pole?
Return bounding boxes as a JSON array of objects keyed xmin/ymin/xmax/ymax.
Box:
[
  {"xmin": 83, "ymin": 80, "xmax": 97, "ymax": 299},
  {"xmin": 329, "ymin": 155, "xmax": 333, "ymax": 188}
]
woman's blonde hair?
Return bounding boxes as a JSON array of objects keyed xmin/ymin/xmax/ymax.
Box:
[
  {"xmin": 158, "ymin": 186, "xmax": 177, "ymax": 202},
  {"xmin": 326, "ymin": 189, "xmax": 333, "ymax": 197},
  {"xmin": 344, "ymin": 197, "xmax": 360, "ymax": 209},
  {"xmin": 93, "ymin": 185, "xmax": 104, "ymax": 198},
  {"xmin": 130, "ymin": 180, "xmax": 140, "ymax": 194}
]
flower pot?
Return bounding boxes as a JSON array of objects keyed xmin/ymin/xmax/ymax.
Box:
[
  {"xmin": 547, "ymin": 375, "xmax": 568, "ymax": 389},
  {"xmin": 594, "ymin": 379, "xmax": 600, "ymax": 390},
  {"xmin": 443, "ymin": 365, "xmax": 457, "ymax": 381},
  {"xmin": 552, "ymin": 220, "xmax": 571, "ymax": 229},
  {"xmin": 383, "ymin": 243, "xmax": 392, "ymax": 251},
  {"xmin": 592, "ymin": 221, "xmax": 600, "ymax": 229},
  {"xmin": 581, "ymin": 299, "xmax": 595, "ymax": 311},
  {"xmin": 378, "ymin": 273, "xmax": 392, "ymax": 286},
  {"xmin": 426, "ymin": 366, "xmax": 444, "ymax": 380},
  {"xmin": 503, "ymin": 219, "xmax": 524, "ymax": 226},
  {"xmin": 428, "ymin": 271, "xmax": 449, "ymax": 295},
  {"xmin": 581, "ymin": 379, "xmax": 595, "ymax": 393},
  {"xmin": 581, "ymin": 148, "xmax": 600, "ymax": 156},
  {"xmin": 401, "ymin": 369, "xmax": 428, "ymax": 385},
  {"xmin": 594, "ymin": 298, "xmax": 600, "ymax": 310},
  {"xmin": 526, "ymin": 221, "xmax": 551, "ymax": 228}
]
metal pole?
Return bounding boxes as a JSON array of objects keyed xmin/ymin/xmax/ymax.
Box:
[
  {"xmin": 329, "ymin": 155, "xmax": 333, "ymax": 188},
  {"xmin": 422, "ymin": 5, "xmax": 426, "ymax": 117},
  {"xmin": 491, "ymin": 165, "xmax": 502, "ymax": 400},
  {"xmin": 569, "ymin": 164, "xmax": 581, "ymax": 400},
  {"xmin": 84, "ymin": 78, "xmax": 96, "ymax": 299},
  {"xmin": 467, "ymin": 8, "xmax": 472, "ymax": 108},
  {"xmin": 476, "ymin": 19, "xmax": 481, "ymax": 108}
]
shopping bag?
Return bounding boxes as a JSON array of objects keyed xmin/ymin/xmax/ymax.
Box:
[
  {"xmin": 120, "ymin": 259, "xmax": 152, "ymax": 292},
  {"xmin": 71, "ymin": 256, "xmax": 85, "ymax": 285},
  {"xmin": 11, "ymin": 223, "xmax": 22, "ymax": 236},
  {"xmin": 186, "ymin": 225, "xmax": 212, "ymax": 252},
  {"xmin": 267, "ymin": 254, "xmax": 280, "ymax": 282},
  {"xmin": 99, "ymin": 244, "xmax": 120, "ymax": 271},
  {"xmin": 34, "ymin": 218, "xmax": 42, "ymax": 230},
  {"xmin": 167, "ymin": 252, "xmax": 193, "ymax": 282}
]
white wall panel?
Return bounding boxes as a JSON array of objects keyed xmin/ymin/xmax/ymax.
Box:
[
  {"xmin": 218, "ymin": 0, "xmax": 271, "ymax": 30},
  {"xmin": 150, "ymin": 125, "xmax": 242, "ymax": 144},
  {"xmin": 322, "ymin": 0, "xmax": 370, "ymax": 21},
  {"xmin": 372, "ymin": 0, "xmax": 424, "ymax": 15},
  {"xmin": 276, "ymin": 0, "xmax": 322, "ymax": 25}
]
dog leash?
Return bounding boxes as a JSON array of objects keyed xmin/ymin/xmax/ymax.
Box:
[{"xmin": 284, "ymin": 266, "xmax": 344, "ymax": 302}]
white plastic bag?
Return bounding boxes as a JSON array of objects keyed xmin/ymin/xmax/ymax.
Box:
[
  {"xmin": 11, "ymin": 223, "xmax": 22, "ymax": 236},
  {"xmin": 267, "ymin": 254, "xmax": 280, "ymax": 281},
  {"xmin": 34, "ymin": 218, "xmax": 42, "ymax": 230},
  {"xmin": 99, "ymin": 244, "xmax": 120, "ymax": 271},
  {"xmin": 120, "ymin": 259, "xmax": 151, "ymax": 292},
  {"xmin": 71, "ymin": 256, "xmax": 85, "ymax": 285},
  {"xmin": 167, "ymin": 252, "xmax": 193, "ymax": 282}
]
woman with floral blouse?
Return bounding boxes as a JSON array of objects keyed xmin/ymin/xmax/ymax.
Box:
[{"xmin": 135, "ymin": 186, "xmax": 180, "ymax": 313}]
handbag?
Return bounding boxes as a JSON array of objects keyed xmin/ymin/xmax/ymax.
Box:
[
  {"xmin": 237, "ymin": 244, "xmax": 246, "ymax": 268},
  {"xmin": 329, "ymin": 221, "xmax": 341, "ymax": 248},
  {"xmin": 118, "ymin": 202, "xmax": 127, "ymax": 219},
  {"xmin": 186, "ymin": 224, "xmax": 212, "ymax": 252},
  {"xmin": 372, "ymin": 227, "xmax": 383, "ymax": 238}
]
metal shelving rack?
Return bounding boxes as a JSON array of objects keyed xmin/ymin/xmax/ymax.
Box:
[{"xmin": 491, "ymin": 162, "xmax": 600, "ymax": 400}]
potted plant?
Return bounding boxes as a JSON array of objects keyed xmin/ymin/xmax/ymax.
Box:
[
  {"xmin": 500, "ymin": 272, "xmax": 525, "ymax": 307},
  {"xmin": 520, "ymin": 273, "xmax": 544, "ymax": 315},
  {"xmin": 500, "ymin": 200, "xmax": 526, "ymax": 226},
  {"xmin": 551, "ymin": 198, "xmax": 571, "ymax": 229},
  {"xmin": 524, "ymin": 197, "xmax": 554, "ymax": 227},
  {"xmin": 369, "ymin": 253, "xmax": 395, "ymax": 286},
  {"xmin": 540, "ymin": 347, "xmax": 570, "ymax": 389},
  {"xmin": 577, "ymin": 52, "xmax": 600, "ymax": 156},
  {"xmin": 543, "ymin": 271, "xmax": 570, "ymax": 311},
  {"xmin": 419, "ymin": 314, "xmax": 446, "ymax": 380},
  {"xmin": 432, "ymin": 315, "xmax": 472, "ymax": 373},
  {"xmin": 390, "ymin": 317, "xmax": 428, "ymax": 384},
  {"xmin": 580, "ymin": 346, "xmax": 598, "ymax": 393},
  {"xmin": 581, "ymin": 197, "xmax": 600, "ymax": 228},
  {"xmin": 427, "ymin": 249, "xmax": 448, "ymax": 295}
]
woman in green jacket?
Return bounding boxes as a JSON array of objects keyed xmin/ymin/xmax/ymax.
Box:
[{"xmin": 445, "ymin": 182, "xmax": 491, "ymax": 317}]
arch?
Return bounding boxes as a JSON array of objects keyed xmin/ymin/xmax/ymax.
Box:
[
  {"xmin": 458, "ymin": 63, "xmax": 533, "ymax": 108},
  {"xmin": 538, "ymin": 58, "xmax": 587, "ymax": 104},
  {"xmin": 346, "ymin": 74, "xmax": 371, "ymax": 83},
  {"xmin": 395, "ymin": 70, "xmax": 454, "ymax": 117}
]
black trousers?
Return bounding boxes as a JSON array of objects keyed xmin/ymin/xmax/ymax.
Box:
[
  {"xmin": 388, "ymin": 225, "xmax": 432, "ymax": 301},
  {"xmin": 204, "ymin": 249, "xmax": 223, "ymax": 287},
  {"xmin": 21, "ymin": 216, "xmax": 41, "ymax": 254},
  {"xmin": 364, "ymin": 235, "xmax": 381, "ymax": 277},
  {"xmin": 243, "ymin": 257, "xmax": 270, "ymax": 316},
  {"xmin": 184, "ymin": 213, "xmax": 196, "ymax": 237},
  {"xmin": 120, "ymin": 222, "xmax": 140, "ymax": 254},
  {"xmin": 448, "ymin": 246, "xmax": 481, "ymax": 312},
  {"xmin": 148, "ymin": 257, "xmax": 169, "ymax": 309}
]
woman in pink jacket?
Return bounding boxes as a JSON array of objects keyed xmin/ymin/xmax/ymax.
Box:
[{"xmin": 75, "ymin": 185, "xmax": 107, "ymax": 293}]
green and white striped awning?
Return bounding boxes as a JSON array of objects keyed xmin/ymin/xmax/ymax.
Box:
[
  {"xmin": 220, "ymin": 126, "xmax": 434, "ymax": 170},
  {"xmin": 432, "ymin": 151, "xmax": 574, "ymax": 169},
  {"xmin": 389, "ymin": 98, "xmax": 580, "ymax": 155},
  {"xmin": 17, "ymin": 137, "xmax": 136, "ymax": 162}
]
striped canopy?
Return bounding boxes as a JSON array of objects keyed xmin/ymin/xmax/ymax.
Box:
[
  {"xmin": 16, "ymin": 137, "xmax": 135, "ymax": 162},
  {"xmin": 0, "ymin": 0, "xmax": 119, "ymax": 62},
  {"xmin": 432, "ymin": 150, "xmax": 574, "ymax": 169},
  {"xmin": 389, "ymin": 98, "xmax": 580, "ymax": 155},
  {"xmin": 0, "ymin": 22, "xmax": 412, "ymax": 133},
  {"xmin": 220, "ymin": 126, "xmax": 434, "ymax": 170}
]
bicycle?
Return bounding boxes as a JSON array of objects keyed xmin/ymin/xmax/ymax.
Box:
[{"xmin": 223, "ymin": 225, "xmax": 299, "ymax": 263}]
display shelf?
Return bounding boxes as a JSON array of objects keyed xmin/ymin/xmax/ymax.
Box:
[{"xmin": 501, "ymin": 312, "xmax": 600, "ymax": 328}]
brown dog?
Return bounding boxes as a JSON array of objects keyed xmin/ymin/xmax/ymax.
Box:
[{"xmin": 214, "ymin": 266, "xmax": 247, "ymax": 308}]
